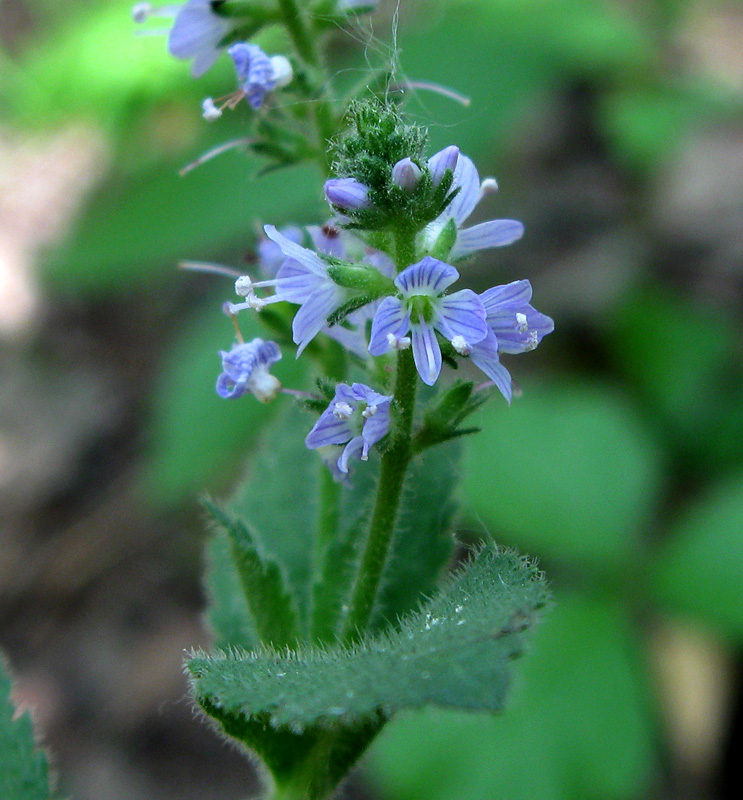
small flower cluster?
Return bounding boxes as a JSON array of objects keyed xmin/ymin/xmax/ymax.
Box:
[{"xmin": 217, "ymin": 142, "xmax": 553, "ymax": 474}]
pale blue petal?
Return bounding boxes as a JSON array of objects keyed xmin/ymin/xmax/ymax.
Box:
[
  {"xmin": 338, "ymin": 436, "xmax": 365, "ymax": 473},
  {"xmin": 274, "ymin": 258, "xmax": 326, "ymax": 303},
  {"xmin": 369, "ymin": 296, "xmax": 409, "ymax": 355},
  {"xmin": 450, "ymin": 219, "xmax": 525, "ymax": 259},
  {"xmin": 395, "ymin": 257, "xmax": 459, "ymax": 296},
  {"xmin": 293, "ymin": 283, "xmax": 343, "ymax": 354},
  {"xmin": 264, "ymin": 224, "xmax": 327, "ymax": 278},
  {"xmin": 411, "ymin": 322, "xmax": 442, "ymax": 386},
  {"xmin": 436, "ymin": 289, "xmax": 489, "ymax": 344},
  {"xmin": 305, "ymin": 414, "xmax": 354, "ymax": 448},
  {"xmin": 307, "ymin": 225, "xmax": 346, "ymax": 259},
  {"xmin": 480, "ymin": 280, "xmax": 533, "ymax": 316},
  {"xmin": 428, "ymin": 145, "xmax": 459, "ymax": 187},
  {"xmin": 445, "ymin": 154, "xmax": 480, "ymax": 226},
  {"xmin": 470, "ymin": 331, "xmax": 513, "ymax": 403}
]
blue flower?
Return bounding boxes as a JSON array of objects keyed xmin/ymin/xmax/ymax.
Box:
[
  {"xmin": 421, "ymin": 151, "xmax": 524, "ymax": 260},
  {"xmin": 305, "ymin": 383, "xmax": 393, "ymax": 474},
  {"xmin": 227, "ymin": 43, "xmax": 292, "ymax": 110},
  {"xmin": 469, "ymin": 280, "xmax": 554, "ymax": 402},
  {"xmin": 167, "ymin": 1, "xmax": 236, "ymax": 77},
  {"xmin": 216, "ymin": 338, "xmax": 282, "ymax": 401},
  {"xmin": 228, "ymin": 224, "xmax": 394, "ymax": 357},
  {"xmin": 368, "ymin": 257, "xmax": 489, "ymax": 385}
]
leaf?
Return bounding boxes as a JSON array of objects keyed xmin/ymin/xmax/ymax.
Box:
[
  {"xmin": 188, "ymin": 546, "xmax": 549, "ymax": 730},
  {"xmin": 651, "ymin": 472, "xmax": 743, "ymax": 642},
  {"xmin": 202, "ymin": 528, "xmax": 257, "ymax": 650},
  {"xmin": 0, "ymin": 656, "xmax": 51, "ymax": 800},
  {"xmin": 367, "ymin": 594, "xmax": 657, "ymax": 800},
  {"xmin": 461, "ymin": 382, "xmax": 663, "ymax": 566},
  {"xmin": 204, "ymin": 499, "xmax": 301, "ymax": 648},
  {"xmin": 606, "ymin": 287, "xmax": 743, "ymax": 471}
]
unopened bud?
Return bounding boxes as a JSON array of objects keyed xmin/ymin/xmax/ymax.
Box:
[
  {"xmin": 391, "ymin": 157, "xmax": 422, "ymax": 192},
  {"xmin": 428, "ymin": 145, "xmax": 459, "ymax": 187},
  {"xmin": 324, "ymin": 178, "xmax": 371, "ymax": 210}
]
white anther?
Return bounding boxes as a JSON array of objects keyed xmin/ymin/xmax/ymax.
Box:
[
  {"xmin": 333, "ymin": 401, "xmax": 354, "ymax": 420},
  {"xmin": 246, "ymin": 294, "xmax": 266, "ymax": 311},
  {"xmin": 525, "ymin": 331, "xmax": 539, "ymax": 351},
  {"xmin": 387, "ymin": 333, "xmax": 411, "ymax": 350},
  {"xmin": 479, "ymin": 177, "xmax": 499, "ymax": 198},
  {"xmin": 515, "ymin": 312, "xmax": 528, "ymax": 332},
  {"xmin": 362, "ymin": 404, "xmax": 378, "ymax": 419},
  {"xmin": 201, "ymin": 97, "xmax": 223, "ymax": 122},
  {"xmin": 132, "ymin": 3, "xmax": 152, "ymax": 23},
  {"xmin": 247, "ymin": 368, "xmax": 281, "ymax": 403},
  {"xmin": 270, "ymin": 56, "xmax": 294, "ymax": 89},
  {"xmin": 234, "ymin": 276, "xmax": 254, "ymax": 297},
  {"xmin": 451, "ymin": 335, "xmax": 472, "ymax": 356}
]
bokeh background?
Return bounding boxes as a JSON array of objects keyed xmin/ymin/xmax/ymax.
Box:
[{"xmin": 1, "ymin": 0, "xmax": 743, "ymax": 798}]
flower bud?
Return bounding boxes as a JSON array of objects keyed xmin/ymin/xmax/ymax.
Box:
[
  {"xmin": 324, "ymin": 178, "xmax": 371, "ymax": 210},
  {"xmin": 391, "ymin": 157, "xmax": 422, "ymax": 192},
  {"xmin": 428, "ymin": 145, "xmax": 459, "ymax": 187}
]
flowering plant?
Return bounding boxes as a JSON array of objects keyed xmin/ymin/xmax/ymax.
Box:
[{"xmin": 134, "ymin": 2, "xmax": 554, "ymax": 798}]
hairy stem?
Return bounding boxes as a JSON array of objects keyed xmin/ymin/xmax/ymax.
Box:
[{"xmin": 341, "ymin": 348, "xmax": 418, "ymax": 643}]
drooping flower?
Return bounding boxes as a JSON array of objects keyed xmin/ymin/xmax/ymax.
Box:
[
  {"xmin": 305, "ymin": 383, "xmax": 393, "ymax": 474},
  {"xmin": 167, "ymin": 1, "xmax": 236, "ymax": 77},
  {"xmin": 216, "ymin": 338, "xmax": 282, "ymax": 402},
  {"xmin": 369, "ymin": 257, "xmax": 489, "ymax": 385},
  {"xmin": 469, "ymin": 280, "xmax": 554, "ymax": 402},
  {"xmin": 228, "ymin": 43, "xmax": 292, "ymax": 110},
  {"xmin": 421, "ymin": 151, "xmax": 524, "ymax": 261}
]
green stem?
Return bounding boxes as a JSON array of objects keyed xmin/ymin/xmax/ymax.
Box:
[
  {"xmin": 394, "ymin": 225, "xmax": 418, "ymax": 270},
  {"xmin": 276, "ymin": 0, "xmax": 338, "ymax": 171},
  {"xmin": 315, "ymin": 468, "xmax": 341, "ymax": 564},
  {"xmin": 276, "ymin": 0, "xmax": 321, "ymax": 67},
  {"xmin": 342, "ymin": 349, "xmax": 418, "ymax": 643}
]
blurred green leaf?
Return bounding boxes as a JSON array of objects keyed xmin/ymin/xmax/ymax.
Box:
[
  {"xmin": 607, "ymin": 287, "xmax": 743, "ymax": 470},
  {"xmin": 44, "ymin": 158, "xmax": 323, "ymax": 294},
  {"xmin": 461, "ymin": 382, "xmax": 664, "ymax": 566},
  {"xmin": 0, "ymin": 656, "xmax": 51, "ymax": 800},
  {"xmin": 651, "ymin": 472, "xmax": 743, "ymax": 641},
  {"xmin": 367, "ymin": 594, "xmax": 657, "ymax": 800},
  {"xmin": 141, "ymin": 304, "xmax": 306, "ymax": 506}
]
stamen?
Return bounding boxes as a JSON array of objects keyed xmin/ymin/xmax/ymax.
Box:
[
  {"xmin": 201, "ymin": 98, "xmax": 222, "ymax": 122},
  {"xmin": 131, "ymin": 3, "xmax": 152, "ymax": 23},
  {"xmin": 387, "ymin": 333, "xmax": 412, "ymax": 350},
  {"xmin": 478, "ymin": 177, "xmax": 499, "ymax": 200},
  {"xmin": 333, "ymin": 402, "xmax": 354, "ymax": 420},
  {"xmin": 179, "ymin": 261, "xmax": 242, "ymax": 278},
  {"xmin": 515, "ymin": 312, "xmax": 528, "ymax": 332},
  {"xmin": 179, "ymin": 137, "xmax": 255, "ymax": 176},
  {"xmin": 235, "ymin": 276, "xmax": 254, "ymax": 297},
  {"xmin": 451, "ymin": 335, "xmax": 472, "ymax": 356},
  {"xmin": 362, "ymin": 405, "xmax": 378, "ymax": 419}
]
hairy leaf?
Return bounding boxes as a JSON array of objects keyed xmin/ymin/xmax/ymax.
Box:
[
  {"xmin": 189, "ymin": 546, "xmax": 548, "ymax": 730},
  {"xmin": 0, "ymin": 657, "xmax": 51, "ymax": 800}
]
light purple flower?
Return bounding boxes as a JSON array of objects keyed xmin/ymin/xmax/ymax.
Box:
[
  {"xmin": 324, "ymin": 178, "xmax": 371, "ymax": 211},
  {"xmin": 168, "ymin": 0, "xmax": 235, "ymax": 77},
  {"xmin": 470, "ymin": 280, "xmax": 554, "ymax": 402},
  {"xmin": 216, "ymin": 338, "xmax": 282, "ymax": 402},
  {"xmin": 230, "ymin": 224, "xmax": 394, "ymax": 357},
  {"xmin": 306, "ymin": 383, "xmax": 393, "ymax": 474},
  {"xmin": 368, "ymin": 257, "xmax": 488, "ymax": 386},
  {"xmin": 256, "ymin": 225, "xmax": 303, "ymax": 278},
  {"xmin": 422, "ymin": 150, "xmax": 524, "ymax": 260},
  {"xmin": 228, "ymin": 43, "xmax": 286, "ymax": 109}
]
